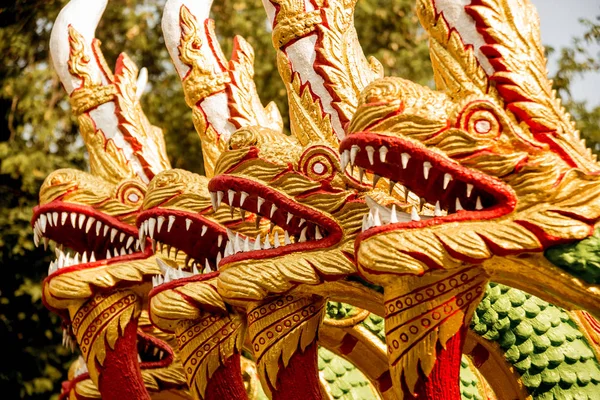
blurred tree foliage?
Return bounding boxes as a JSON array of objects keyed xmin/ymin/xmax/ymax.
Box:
[
  {"xmin": 0, "ymin": 0, "xmax": 597, "ymax": 399},
  {"xmin": 547, "ymin": 16, "xmax": 600, "ymax": 152}
]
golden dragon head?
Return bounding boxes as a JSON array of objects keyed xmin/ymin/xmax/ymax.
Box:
[
  {"xmin": 340, "ymin": 0, "xmax": 600, "ymax": 316},
  {"xmin": 32, "ymin": 0, "xmax": 179, "ymax": 391}
]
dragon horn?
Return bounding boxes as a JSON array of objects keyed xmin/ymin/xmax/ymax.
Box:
[
  {"xmin": 162, "ymin": 0, "xmax": 282, "ymax": 177},
  {"xmin": 263, "ymin": 0, "xmax": 383, "ymax": 146},
  {"xmin": 50, "ymin": 0, "xmax": 171, "ymax": 184},
  {"xmin": 416, "ymin": 0, "xmax": 598, "ymax": 171}
]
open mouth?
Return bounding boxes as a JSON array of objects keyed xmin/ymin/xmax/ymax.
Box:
[
  {"xmin": 137, "ymin": 209, "xmax": 227, "ymax": 275},
  {"xmin": 208, "ymin": 175, "xmax": 342, "ymax": 264},
  {"xmin": 136, "ymin": 330, "xmax": 173, "ymax": 368},
  {"xmin": 340, "ymin": 133, "xmax": 516, "ymax": 237},
  {"xmin": 32, "ymin": 202, "xmax": 151, "ymax": 277}
]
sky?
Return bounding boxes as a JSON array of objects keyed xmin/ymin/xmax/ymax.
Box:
[{"xmin": 531, "ymin": 0, "xmax": 600, "ymax": 106}]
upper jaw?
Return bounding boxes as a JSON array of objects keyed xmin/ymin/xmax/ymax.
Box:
[
  {"xmin": 32, "ymin": 201, "xmax": 151, "ymax": 278},
  {"xmin": 207, "ymin": 174, "xmax": 343, "ymax": 266},
  {"xmin": 339, "ymin": 132, "xmax": 517, "ymax": 242}
]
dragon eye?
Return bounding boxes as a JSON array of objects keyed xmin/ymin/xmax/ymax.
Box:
[
  {"xmin": 299, "ymin": 146, "xmax": 340, "ymax": 182},
  {"xmin": 458, "ymin": 101, "xmax": 502, "ymax": 138},
  {"xmin": 116, "ymin": 179, "xmax": 146, "ymax": 207}
]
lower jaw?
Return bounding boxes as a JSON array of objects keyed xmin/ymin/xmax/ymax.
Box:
[{"xmin": 68, "ymin": 290, "xmax": 150, "ymax": 400}]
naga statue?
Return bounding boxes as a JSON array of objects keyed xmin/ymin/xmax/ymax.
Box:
[{"xmin": 34, "ymin": 0, "xmax": 600, "ymax": 399}]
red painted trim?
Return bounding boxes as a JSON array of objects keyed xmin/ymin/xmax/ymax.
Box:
[
  {"xmin": 270, "ymin": 341, "xmax": 323, "ymax": 400},
  {"xmin": 98, "ymin": 318, "xmax": 150, "ymax": 400},
  {"xmin": 205, "ymin": 353, "xmax": 249, "ymax": 400}
]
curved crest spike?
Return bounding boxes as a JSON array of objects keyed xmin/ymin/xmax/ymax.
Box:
[
  {"xmin": 417, "ymin": 0, "xmax": 599, "ymax": 172},
  {"xmin": 50, "ymin": 0, "xmax": 171, "ymax": 184},
  {"xmin": 162, "ymin": 0, "xmax": 282, "ymax": 177},
  {"xmin": 263, "ymin": 0, "xmax": 383, "ymax": 146}
]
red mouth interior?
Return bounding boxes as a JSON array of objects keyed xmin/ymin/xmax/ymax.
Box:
[
  {"xmin": 208, "ymin": 175, "xmax": 343, "ymax": 264},
  {"xmin": 136, "ymin": 330, "xmax": 173, "ymax": 368},
  {"xmin": 339, "ymin": 133, "xmax": 516, "ymax": 236},
  {"xmin": 137, "ymin": 209, "xmax": 228, "ymax": 272},
  {"xmin": 32, "ymin": 201, "xmax": 151, "ymax": 276}
]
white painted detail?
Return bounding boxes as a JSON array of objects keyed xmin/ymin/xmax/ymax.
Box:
[
  {"xmin": 50, "ymin": 0, "xmax": 108, "ymax": 94},
  {"xmin": 286, "ymin": 35, "xmax": 345, "ymax": 140},
  {"xmin": 433, "ymin": 0, "xmax": 494, "ymax": 75},
  {"xmin": 200, "ymin": 93, "xmax": 236, "ymax": 142},
  {"xmin": 162, "ymin": 0, "xmax": 220, "ymax": 79}
]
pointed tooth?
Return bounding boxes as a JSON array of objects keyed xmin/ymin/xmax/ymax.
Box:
[
  {"xmin": 373, "ymin": 209, "xmax": 382, "ymax": 227},
  {"xmin": 299, "ymin": 218, "xmax": 305, "ymax": 227},
  {"xmin": 466, "ymin": 184, "xmax": 474, "ymax": 198},
  {"xmin": 239, "ymin": 191, "xmax": 248, "ymax": 207},
  {"xmin": 273, "ymin": 231, "xmax": 280, "ymax": 248},
  {"xmin": 192, "ymin": 263, "xmax": 199, "ymax": 274},
  {"xmin": 254, "ymin": 234, "xmax": 262, "ymax": 250},
  {"xmin": 95, "ymin": 221, "xmax": 102, "ymax": 236},
  {"xmin": 110, "ymin": 228, "xmax": 118, "ymax": 243},
  {"xmin": 167, "ymin": 216, "xmax": 176, "ymax": 232},
  {"xmin": 156, "ymin": 216, "xmax": 165, "ymax": 233},
  {"xmin": 225, "ymin": 240, "xmax": 234, "ymax": 256},
  {"xmin": 210, "ymin": 192, "xmax": 218, "ymax": 210},
  {"xmin": 122, "ymin": 247, "xmax": 128, "ymax": 256},
  {"xmin": 257, "ymin": 197, "xmax": 264, "ymax": 213},
  {"xmin": 365, "ymin": 146, "xmax": 375, "ymax": 165},
  {"xmin": 234, "ymin": 233, "xmax": 242, "ymax": 253},
  {"xmin": 411, "ymin": 207, "xmax": 421, "ymax": 221},
  {"xmin": 148, "ymin": 218, "xmax": 156, "ymax": 239},
  {"xmin": 46, "ymin": 213, "xmax": 54, "ymax": 227},
  {"xmin": 350, "ymin": 145, "xmax": 360, "ymax": 165},
  {"xmin": 314, "ymin": 226, "xmax": 323, "ymax": 240},
  {"xmin": 443, "ymin": 173, "xmax": 452, "ymax": 190},
  {"xmin": 270, "ymin": 204, "xmax": 278, "ymax": 218},
  {"xmin": 39, "ymin": 214, "xmax": 47, "ymax": 232},
  {"xmin": 113, "ymin": 248, "xmax": 119, "ymax": 257},
  {"xmin": 218, "ymin": 234, "xmax": 223, "ymax": 247},
  {"xmin": 33, "ymin": 230, "xmax": 39, "ymax": 247},
  {"xmin": 255, "ymin": 215, "xmax": 262, "ymax": 229},
  {"xmin": 455, "ymin": 198, "xmax": 463, "ymax": 211},
  {"xmin": 81, "ymin": 252, "xmax": 88, "ymax": 263},
  {"xmin": 73, "ymin": 253, "xmax": 80, "ymax": 265},
  {"xmin": 423, "ymin": 161, "xmax": 431, "ymax": 180},
  {"xmin": 216, "ymin": 191, "xmax": 224, "ymax": 208},
  {"xmin": 103, "ymin": 225, "xmax": 109, "ymax": 237},
  {"xmin": 90, "ymin": 252, "xmax": 96, "ymax": 262},
  {"xmin": 106, "ymin": 249, "xmax": 111, "ymax": 260},
  {"xmin": 228, "ymin": 190, "xmax": 235, "ymax": 205},
  {"xmin": 244, "ymin": 237, "xmax": 250, "ymax": 252},
  {"xmin": 119, "ymin": 232, "xmax": 125, "ymax": 243},
  {"xmin": 358, "ymin": 167, "xmax": 365, "ymax": 183},
  {"xmin": 126, "ymin": 236, "xmax": 134, "ymax": 249},
  {"xmin": 185, "ymin": 218, "xmax": 192, "ymax": 231},
  {"xmin": 401, "ymin": 153, "xmax": 410, "ymax": 169},
  {"xmin": 78, "ymin": 214, "xmax": 85, "ymax": 229},
  {"xmin": 341, "ymin": 149, "xmax": 350, "ymax": 170},
  {"xmin": 299, "ymin": 227, "xmax": 307, "ymax": 243},
  {"xmin": 263, "ymin": 235, "xmax": 271, "ymax": 249},
  {"xmin": 216, "ymin": 252, "xmax": 222, "ymax": 266},
  {"xmin": 204, "ymin": 259, "xmax": 211, "ymax": 273},
  {"xmin": 286, "ymin": 212, "xmax": 293, "ymax": 225},
  {"xmin": 52, "ymin": 212, "xmax": 59, "ymax": 226},
  {"xmin": 476, "ymin": 196, "xmax": 483, "ymax": 210},
  {"xmin": 434, "ymin": 201, "xmax": 442, "ymax": 216},
  {"xmin": 69, "ymin": 213, "xmax": 76, "ymax": 228},
  {"xmin": 61, "ymin": 212, "xmax": 68, "ymax": 225},
  {"xmin": 372, "ymin": 174, "xmax": 381, "ymax": 188},
  {"xmin": 284, "ymin": 231, "xmax": 291, "ymax": 245},
  {"xmin": 379, "ymin": 146, "xmax": 388, "ymax": 163},
  {"xmin": 390, "ymin": 205, "xmax": 398, "ymax": 223},
  {"xmin": 201, "ymin": 225, "xmax": 207, "ymax": 236},
  {"xmin": 389, "ymin": 180, "xmax": 397, "ymax": 195}
]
